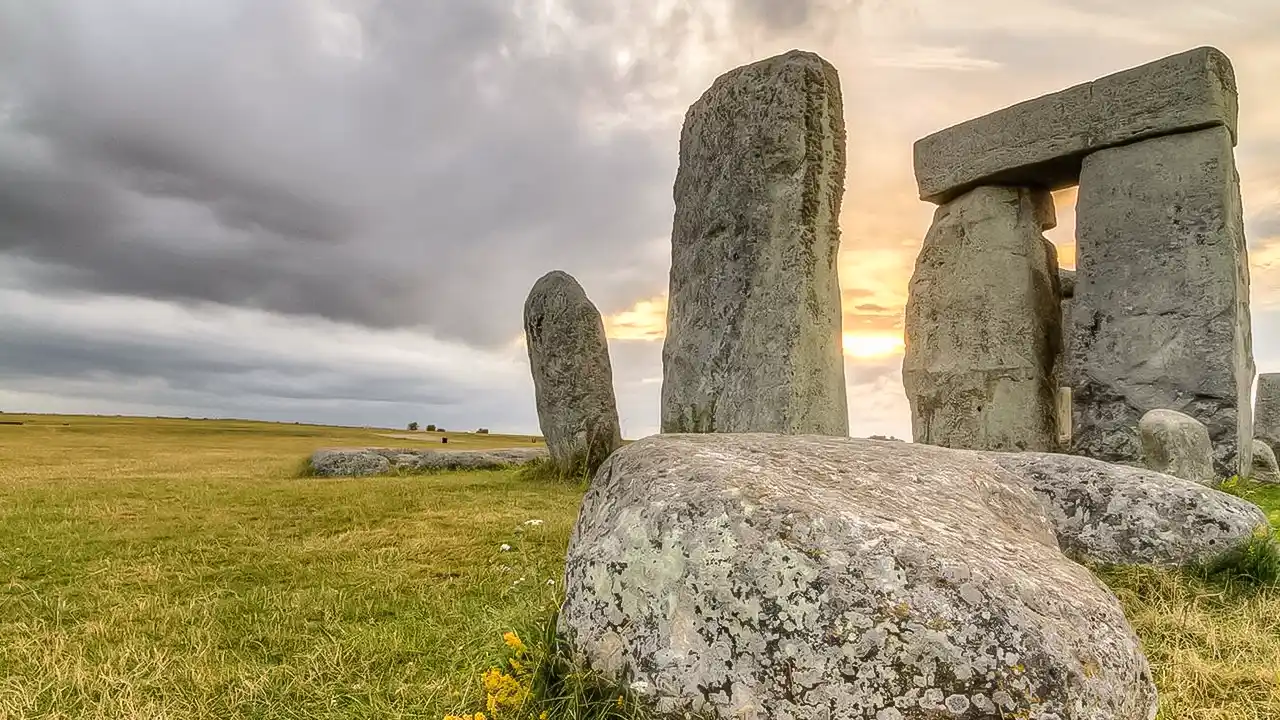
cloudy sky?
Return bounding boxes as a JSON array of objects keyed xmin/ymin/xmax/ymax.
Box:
[{"xmin": 1, "ymin": 0, "xmax": 1277, "ymax": 439}]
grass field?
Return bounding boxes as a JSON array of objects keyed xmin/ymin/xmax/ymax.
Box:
[{"xmin": 1, "ymin": 414, "xmax": 1278, "ymax": 719}]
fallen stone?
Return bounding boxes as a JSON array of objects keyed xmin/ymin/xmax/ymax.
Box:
[
  {"xmin": 903, "ymin": 186, "xmax": 1062, "ymax": 451},
  {"xmin": 661, "ymin": 50, "xmax": 848, "ymax": 436},
  {"xmin": 1070, "ymin": 125, "xmax": 1253, "ymax": 478},
  {"xmin": 1138, "ymin": 409, "xmax": 1216, "ymax": 485},
  {"xmin": 914, "ymin": 46, "xmax": 1238, "ymax": 202},
  {"xmin": 524, "ymin": 271, "xmax": 623, "ymax": 477},
  {"xmin": 1252, "ymin": 439, "xmax": 1279, "ymax": 484},
  {"xmin": 988, "ymin": 452, "xmax": 1268, "ymax": 569},
  {"xmin": 1257, "ymin": 373, "xmax": 1280, "ymax": 451},
  {"xmin": 311, "ymin": 449, "xmax": 390, "ymax": 478},
  {"xmin": 560, "ymin": 434, "xmax": 1157, "ymax": 719},
  {"xmin": 309, "ymin": 447, "xmax": 548, "ymax": 477}
]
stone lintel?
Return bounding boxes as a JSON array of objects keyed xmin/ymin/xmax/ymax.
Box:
[{"xmin": 914, "ymin": 46, "xmax": 1238, "ymax": 203}]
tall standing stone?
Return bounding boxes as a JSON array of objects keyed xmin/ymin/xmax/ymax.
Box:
[
  {"xmin": 523, "ymin": 271, "xmax": 622, "ymax": 477},
  {"xmin": 903, "ymin": 186, "xmax": 1062, "ymax": 451},
  {"xmin": 661, "ymin": 50, "xmax": 848, "ymax": 435},
  {"xmin": 1257, "ymin": 373, "xmax": 1280, "ymax": 451},
  {"xmin": 1071, "ymin": 126, "xmax": 1253, "ymax": 477}
]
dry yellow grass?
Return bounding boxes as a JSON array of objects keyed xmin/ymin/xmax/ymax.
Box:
[{"xmin": 1, "ymin": 413, "xmax": 1278, "ymax": 718}]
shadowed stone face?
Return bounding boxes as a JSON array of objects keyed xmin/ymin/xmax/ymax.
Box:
[
  {"xmin": 1257, "ymin": 373, "xmax": 1280, "ymax": 452},
  {"xmin": 913, "ymin": 46, "xmax": 1238, "ymax": 203},
  {"xmin": 523, "ymin": 271, "xmax": 622, "ymax": 477},
  {"xmin": 903, "ymin": 186, "xmax": 1062, "ymax": 452},
  {"xmin": 559, "ymin": 434, "xmax": 1158, "ymax": 719},
  {"xmin": 1070, "ymin": 126, "xmax": 1252, "ymax": 478},
  {"xmin": 661, "ymin": 49, "xmax": 848, "ymax": 436}
]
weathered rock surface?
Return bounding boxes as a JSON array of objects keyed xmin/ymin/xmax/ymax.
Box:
[
  {"xmin": 989, "ymin": 452, "xmax": 1268, "ymax": 569},
  {"xmin": 1252, "ymin": 439, "xmax": 1279, "ymax": 484},
  {"xmin": 524, "ymin": 271, "xmax": 623, "ymax": 476},
  {"xmin": 1257, "ymin": 373, "xmax": 1280, "ymax": 451},
  {"xmin": 1070, "ymin": 125, "xmax": 1253, "ymax": 478},
  {"xmin": 903, "ymin": 186, "xmax": 1062, "ymax": 451},
  {"xmin": 661, "ymin": 50, "xmax": 848, "ymax": 436},
  {"xmin": 915, "ymin": 46, "xmax": 1238, "ymax": 202},
  {"xmin": 560, "ymin": 434, "xmax": 1157, "ymax": 719},
  {"xmin": 1138, "ymin": 409, "xmax": 1216, "ymax": 485},
  {"xmin": 1058, "ymin": 268, "xmax": 1076, "ymax": 393},
  {"xmin": 310, "ymin": 447, "xmax": 548, "ymax": 477}
]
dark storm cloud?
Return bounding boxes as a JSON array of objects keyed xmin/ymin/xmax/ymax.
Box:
[{"xmin": 0, "ymin": 0, "xmax": 718, "ymax": 346}]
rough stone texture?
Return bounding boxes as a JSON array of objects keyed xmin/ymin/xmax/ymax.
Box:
[
  {"xmin": 1137, "ymin": 409, "xmax": 1216, "ymax": 485},
  {"xmin": 661, "ymin": 50, "xmax": 848, "ymax": 436},
  {"xmin": 524, "ymin": 271, "xmax": 623, "ymax": 476},
  {"xmin": 311, "ymin": 450, "xmax": 390, "ymax": 477},
  {"xmin": 1070, "ymin": 126, "xmax": 1253, "ymax": 478},
  {"xmin": 914, "ymin": 46, "xmax": 1238, "ymax": 202},
  {"xmin": 309, "ymin": 447, "xmax": 548, "ymax": 477},
  {"xmin": 1252, "ymin": 439, "xmax": 1279, "ymax": 484},
  {"xmin": 988, "ymin": 452, "xmax": 1268, "ymax": 569},
  {"xmin": 1059, "ymin": 268, "xmax": 1076, "ymax": 393},
  {"xmin": 560, "ymin": 434, "xmax": 1157, "ymax": 720},
  {"xmin": 903, "ymin": 186, "xmax": 1063, "ymax": 451},
  {"xmin": 1257, "ymin": 373, "xmax": 1280, "ymax": 451}
]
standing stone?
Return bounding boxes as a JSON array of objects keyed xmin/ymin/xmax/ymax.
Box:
[
  {"xmin": 523, "ymin": 271, "xmax": 622, "ymax": 477},
  {"xmin": 1257, "ymin": 373, "xmax": 1280, "ymax": 451},
  {"xmin": 1138, "ymin": 408, "xmax": 1216, "ymax": 485},
  {"xmin": 1071, "ymin": 126, "xmax": 1253, "ymax": 478},
  {"xmin": 1252, "ymin": 439, "xmax": 1279, "ymax": 484},
  {"xmin": 1058, "ymin": 268, "xmax": 1076, "ymax": 388},
  {"xmin": 903, "ymin": 186, "xmax": 1062, "ymax": 451},
  {"xmin": 661, "ymin": 50, "xmax": 848, "ymax": 436}
]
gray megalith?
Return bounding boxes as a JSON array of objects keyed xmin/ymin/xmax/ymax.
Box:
[
  {"xmin": 524, "ymin": 271, "xmax": 623, "ymax": 477},
  {"xmin": 661, "ymin": 50, "xmax": 848, "ymax": 436},
  {"xmin": 903, "ymin": 186, "xmax": 1062, "ymax": 451}
]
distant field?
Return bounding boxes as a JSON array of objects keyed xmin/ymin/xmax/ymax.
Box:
[{"xmin": 0, "ymin": 414, "xmax": 1278, "ymax": 719}]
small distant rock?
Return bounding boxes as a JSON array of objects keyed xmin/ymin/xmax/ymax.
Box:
[
  {"xmin": 1252, "ymin": 439, "xmax": 1279, "ymax": 484},
  {"xmin": 1138, "ymin": 408, "xmax": 1216, "ymax": 485}
]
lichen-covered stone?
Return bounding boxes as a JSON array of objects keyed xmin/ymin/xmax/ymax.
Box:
[
  {"xmin": 524, "ymin": 271, "xmax": 623, "ymax": 477},
  {"xmin": 1070, "ymin": 126, "xmax": 1253, "ymax": 478},
  {"xmin": 1257, "ymin": 373, "xmax": 1280, "ymax": 451},
  {"xmin": 308, "ymin": 447, "xmax": 548, "ymax": 477},
  {"xmin": 988, "ymin": 452, "xmax": 1268, "ymax": 569},
  {"xmin": 1137, "ymin": 409, "xmax": 1216, "ymax": 485},
  {"xmin": 914, "ymin": 46, "xmax": 1237, "ymax": 202},
  {"xmin": 559, "ymin": 434, "xmax": 1157, "ymax": 719},
  {"xmin": 661, "ymin": 50, "xmax": 848, "ymax": 436},
  {"xmin": 903, "ymin": 186, "xmax": 1062, "ymax": 451},
  {"xmin": 310, "ymin": 449, "xmax": 390, "ymax": 477},
  {"xmin": 1252, "ymin": 439, "xmax": 1279, "ymax": 484}
]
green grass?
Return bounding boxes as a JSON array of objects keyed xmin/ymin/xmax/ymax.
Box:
[{"xmin": 1, "ymin": 414, "xmax": 1279, "ymax": 718}]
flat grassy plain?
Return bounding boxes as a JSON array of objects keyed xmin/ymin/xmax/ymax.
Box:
[{"xmin": 1, "ymin": 414, "xmax": 1278, "ymax": 719}]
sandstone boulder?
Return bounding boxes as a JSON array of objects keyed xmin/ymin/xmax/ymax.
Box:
[
  {"xmin": 560, "ymin": 434, "xmax": 1157, "ymax": 719},
  {"xmin": 524, "ymin": 271, "xmax": 623, "ymax": 477},
  {"xmin": 311, "ymin": 449, "xmax": 390, "ymax": 477},
  {"xmin": 661, "ymin": 50, "xmax": 848, "ymax": 436},
  {"xmin": 1137, "ymin": 408, "xmax": 1216, "ymax": 485},
  {"xmin": 1257, "ymin": 373, "xmax": 1280, "ymax": 451},
  {"xmin": 903, "ymin": 186, "xmax": 1062, "ymax": 451},
  {"xmin": 1070, "ymin": 125, "xmax": 1253, "ymax": 478},
  {"xmin": 988, "ymin": 452, "xmax": 1268, "ymax": 569},
  {"xmin": 914, "ymin": 46, "xmax": 1237, "ymax": 202},
  {"xmin": 1252, "ymin": 439, "xmax": 1279, "ymax": 484}
]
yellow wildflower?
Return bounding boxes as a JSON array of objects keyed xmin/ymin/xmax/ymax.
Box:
[
  {"xmin": 482, "ymin": 668, "xmax": 528, "ymax": 714},
  {"xmin": 502, "ymin": 631, "xmax": 527, "ymax": 656},
  {"xmin": 616, "ymin": 695, "xmax": 624, "ymax": 708}
]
